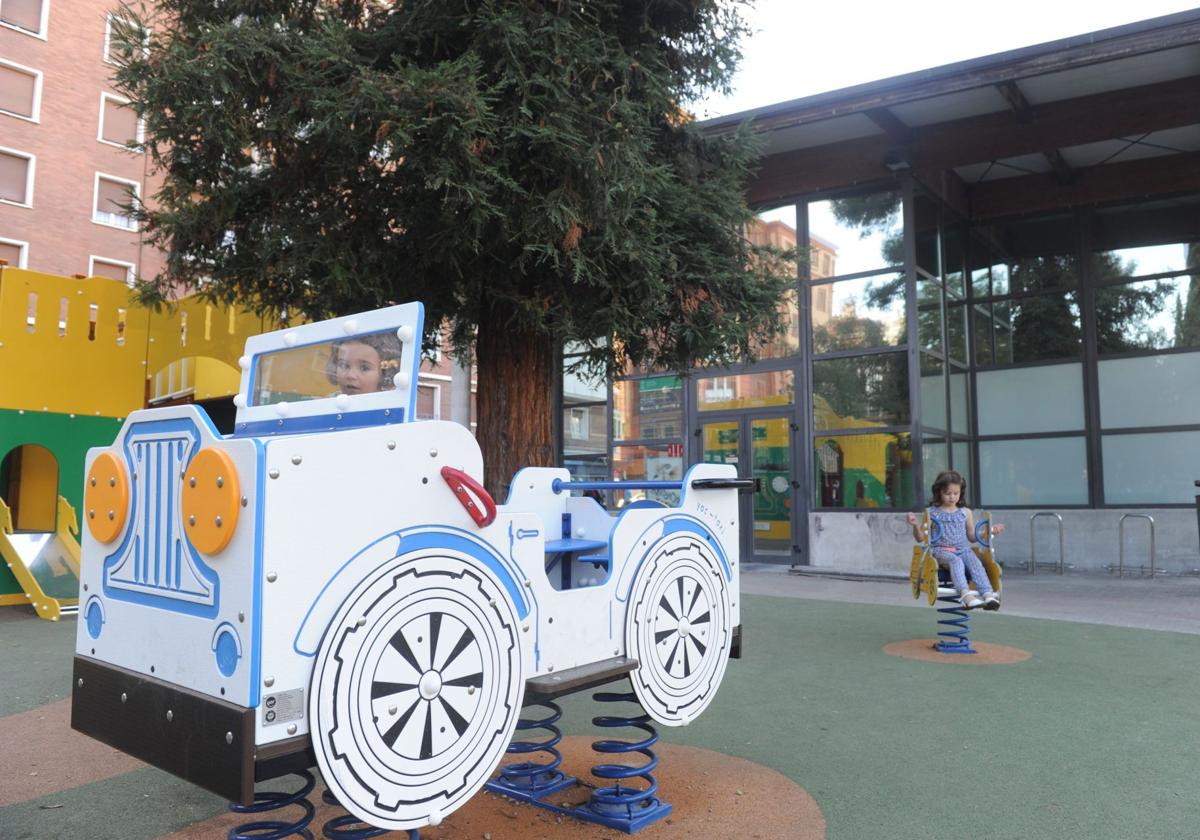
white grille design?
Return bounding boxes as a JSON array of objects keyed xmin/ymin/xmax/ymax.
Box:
[{"xmin": 105, "ymin": 429, "xmax": 216, "ymax": 606}]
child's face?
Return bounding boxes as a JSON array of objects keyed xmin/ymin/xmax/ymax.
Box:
[
  {"xmin": 335, "ymin": 342, "xmax": 383, "ymax": 394},
  {"xmin": 938, "ymin": 483, "xmax": 962, "ymax": 507}
]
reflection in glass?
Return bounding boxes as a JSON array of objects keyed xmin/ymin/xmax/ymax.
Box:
[
  {"xmin": 920, "ymin": 354, "xmax": 946, "ymax": 432},
  {"xmin": 612, "ymin": 444, "xmax": 681, "ymax": 507},
  {"xmin": 918, "ymin": 298, "xmax": 942, "ymax": 354},
  {"xmin": 702, "ymin": 418, "xmax": 794, "ymax": 556},
  {"xmin": 812, "ymin": 352, "xmax": 909, "ymax": 430},
  {"xmin": 973, "ymin": 304, "xmax": 993, "ymax": 366},
  {"xmin": 914, "ymin": 192, "xmax": 939, "ymax": 278},
  {"xmin": 1098, "ymin": 353, "xmax": 1200, "ymax": 429},
  {"xmin": 809, "ymin": 190, "xmax": 902, "ymax": 277},
  {"xmin": 1095, "ymin": 276, "xmax": 1199, "ymax": 354},
  {"xmin": 946, "ymin": 303, "xmax": 967, "ymax": 363},
  {"xmin": 977, "ymin": 363, "xmax": 1084, "ymax": 436},
  {"xmin": 751, "ymin": 417, "xmax": 792, "ymax": 556},
  {"xmin": 951, "ymin": 440, "xmax": 971, "ymax": 495},
  {"xmin": 612, "ymin": 376, "xmax": 682, "ymax": 440},
  {"xmin": 1008, "ymin": 254, "xmax": 1078, "ymax": 294},
  {"xmin": 697, "ymin": 370, "xmax": 794, "ymax": 412},
  {"xmin": 1091, "ymin": 243, "xmax": 1191, "ymax": 278},
  {"xmin": 978, "ymin": 436, "xmax": 1088, "ymax": 506},
  {"xmin": 814, "ymin": 432, "xmax": 912, "ymax": 509},
  {"xmin": 745, "ymin": 205, "xmax": 801, "ymax": 358},
  {"xmin": 252, "ymin": 329, "xmax": 403, "ymax": 405},
  {"xmin": 943, "ymin": 225, "xmax": 965, "ymax": 299},
  {"xmin": 1102, "ymin": 431, "xmax": 1200, "ymax": 504},
  {"xmin": 923, "ymin": 437, "xmax": 947, "ymax": 489},
  {"xmin": 949, "ymin": 371, "xmax": 969, "ymax": 436},
  {"xmin": 1010, "ymin": 292, "xmax": 1081, "ymax": 362},
  {"xmin": 563, "ymin": 405, "xmax": 607, "ymax": 458},
  {"xmin": 810, "ymin": 273, "xmax": 906, "ymax": 354}
]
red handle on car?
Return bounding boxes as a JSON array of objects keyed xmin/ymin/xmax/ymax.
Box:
[{"xmin": 440, "ymin": 466, "xmax": 497, "ymax": 528}]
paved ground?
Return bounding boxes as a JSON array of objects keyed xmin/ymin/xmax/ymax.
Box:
[
  {"xmin": 743, "ymin": 564, "xmax": 1200, "ymax": 635},
  {"xmin": 2, "ymin": 569, "xmax": 1198, "ymax": 840}
]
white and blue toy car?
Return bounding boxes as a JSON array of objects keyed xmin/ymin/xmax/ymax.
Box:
[{"xmin": 71, "ymin": 303, "xmax": 746, "ymax": 832}]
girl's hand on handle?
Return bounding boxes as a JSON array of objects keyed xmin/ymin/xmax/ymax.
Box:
[
  {"xmin": 992, "ymin": 523, "xmax": 1006, "ymax": 536},
  {"xmin": 906, "ymin": 512, "xmax": 918, "ymax": 526}
]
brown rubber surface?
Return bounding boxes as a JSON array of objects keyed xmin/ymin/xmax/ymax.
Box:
[
  {"xmin": 883, "ymin": 639, "xmax": 1033, "ymax": 665},
  {"xmin": 0, "ymin": 698, "xmax": 145, "ymax": 807},
  {"xmin": 165, "ymin": 736, "xmax": 826, "ymax": 839}
]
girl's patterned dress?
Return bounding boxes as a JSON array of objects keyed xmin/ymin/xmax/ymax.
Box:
[{"xmin": 929, "ymin": 506, "xmax": 994, "ymax": 596}]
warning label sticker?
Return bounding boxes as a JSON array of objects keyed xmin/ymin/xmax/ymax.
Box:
[{"xmin": 262, "ymin": 688, "xmax": 304, "ymax": 727}]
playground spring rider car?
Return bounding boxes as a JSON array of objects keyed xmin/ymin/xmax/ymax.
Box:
[{"xmin": 71, "ymin": 302, "xmax": 751, "ymax": 834}]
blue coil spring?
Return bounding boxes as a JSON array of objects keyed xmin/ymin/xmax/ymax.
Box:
[
  {"xmin": 935, "ymin": 595, "xmax": 976, "ymax": 654},
  {"xmin": 227, "ymin": 770, "xmax": 316, "ymax": 840},
  {"xmin": 319, "ymin": 790, "xmax": 414, "ymax": 840},
  {"xmin": 494, "ymin": 700, "xmax": 569, "ymax": 793},
  {"xmin": 587, "ymin": 690, "xmax": 664, "ymax": 820}
]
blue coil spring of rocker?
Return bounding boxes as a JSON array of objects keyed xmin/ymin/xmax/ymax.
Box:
[
  {"xmin": 227, "ymin": 770, "xmax": 316, "ymax": 840},
  {"xmin": 493, "ymin": 699, "xmax": 570, "ymax": 794},
  {"xmin": 582, "ymin": 690, "xmax": 666, "ymax": 822}
]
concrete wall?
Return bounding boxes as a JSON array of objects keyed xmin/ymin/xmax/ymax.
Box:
[{"xmin": 808, "ymin": 508, "xmax": 1200, "ymax": 576}]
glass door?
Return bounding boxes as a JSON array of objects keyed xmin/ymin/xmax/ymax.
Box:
[{"xmin": 699, "ymin": 412, "xmax": 797, "ymax": 563}]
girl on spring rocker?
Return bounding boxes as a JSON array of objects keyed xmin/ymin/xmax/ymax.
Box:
[{"xmin": 907, "ymin": 470, "xmax": 1006, "ymax": 611}]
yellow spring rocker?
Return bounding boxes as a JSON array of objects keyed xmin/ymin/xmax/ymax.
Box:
[{"xmin": 909, "ymin": 511, "xmax": 1002, "ymax": 654}]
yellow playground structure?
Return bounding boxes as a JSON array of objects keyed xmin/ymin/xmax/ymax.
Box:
[{"xmin": 0, "ymin": 265, "xmax": 281, "ymax": 619}]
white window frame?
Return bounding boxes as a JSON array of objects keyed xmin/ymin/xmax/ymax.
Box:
[
  {"xmin": 0, "ymin": 145, "xmax": 35, "ymax": 208},
  {"xmin": 0, "ymin": 235, "xmax": 28, "ymax": 268},
  {"xmin": 92, "ymin": 171, "xmax": 140, "ymax": 230},
  {"xmin": 0, "ymin": 0, "xmax": 50, "ymax": 40},
  {"xmin": 89, "ymin": 254, "xmax": 136, "ymax": 285},
  {"xmin": 0, "ymin": 58, "xmax": 42, "ymax": 123},
  {"xmin": 568, "ymin": 406, "xmax": 590, "ymax": 440},
  {"xmin": 415, "ymin": 380, "xmax": 442, "ymax": 420},
  {"xmin": 104, "ymin": 12, "xmax": 148, "ymax": 64},
  {"xmin": 97, "ymin": 91, "xmax": 144, "ymax": 149}
]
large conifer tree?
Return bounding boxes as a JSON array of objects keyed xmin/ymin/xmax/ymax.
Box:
[{"xmin": 113, "ymin": 1, "xmax": 791, "ymax": 494}]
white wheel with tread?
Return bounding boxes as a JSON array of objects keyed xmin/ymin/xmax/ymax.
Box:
[
  {"xmin": 626, "ymin": 530, "xmax": 732, "ymax": 727},
  {"xmin": 309, "ymin": 551, "xmax": 524, "ymax": 830}
]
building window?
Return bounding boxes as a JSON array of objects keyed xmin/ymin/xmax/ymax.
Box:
[
  {"xmin": 98, "ymin": 93, "xmax": 142, "ymax": 148},
  {"xmin": 93, "ymin": 173, "xmax": 139, "ymax": 229},
  {"xmin": 0, "ymin": 59, "xmax": 41, "ymax": 122},
  {"xmin": 0, "ymin": 0, "xmax": 48, "ymax": 38},
  {"xmin": 0, "ymin": 236, "xmax": 28, "ymax": 268},
  {"xmin": 0, "ymin": 147, "xmax": 34, "ymax": 207},
  {"xmin": 415, "ymin": 382, "xmax": 441, "ymax": 420},
  {"xmin": 89, "ymin": 255, "xmax": 135, "ymax": 284},
  {"xmin": 104, "ymin": 13, "xmax": 147, "ymax": 64},
  {"xmin": 567, "ymin": 406, "xmax": 589, "ymax": 440}
]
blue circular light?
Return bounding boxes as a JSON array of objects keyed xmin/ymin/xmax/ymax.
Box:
[
  {"xmin": 215, "ymin": 629, "xmax": 239, "ymax": 677},
  {"xmin": 85, "ymin": 600, "xmax": 104, "ymax": 639}
]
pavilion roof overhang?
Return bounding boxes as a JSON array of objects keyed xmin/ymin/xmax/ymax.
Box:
[{"xmin": 702, "ymin": 9, "xmax": 1200, "ymax": 219}]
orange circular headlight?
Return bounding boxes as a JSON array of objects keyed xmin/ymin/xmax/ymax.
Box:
[
  {"xmin": 84, "ymin": 452, "xmax": 130, "ymax": 544},
  {"xmin": 181, "ymin": 448, "xmax": 240, "ymax": 555}
]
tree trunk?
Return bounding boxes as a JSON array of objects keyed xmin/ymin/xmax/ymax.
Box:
[{"xmin": 475, "ymin": 310, "xmax": 556, "ymax": 501}]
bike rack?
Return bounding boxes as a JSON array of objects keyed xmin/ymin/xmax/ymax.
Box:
[
  {"xmin": 1028, "ymin": 512, "xmax": 1064, "ymax": 575},
  {"xmin": 1118, "ymin": 513, "xmax": 1156, "ymax": 578}
]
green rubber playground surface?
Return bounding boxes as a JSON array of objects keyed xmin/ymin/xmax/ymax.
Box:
[{"xmin": 2, "ymin": 593, "xmax": 1197, "ymax": 839}]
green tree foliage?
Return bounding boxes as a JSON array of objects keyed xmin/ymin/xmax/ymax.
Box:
[
  {"xmin": 1177, "ymin": 242, "xmax": 1200, "ymax": 348},
  {"xmin": 110, "ymin": 0, "xmax": 791, "ymax": 493}
]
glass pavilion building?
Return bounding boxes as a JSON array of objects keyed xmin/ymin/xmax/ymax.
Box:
[{"xmin": 561, "ymin": 10, "xmax": 1200, "ymax": 574}]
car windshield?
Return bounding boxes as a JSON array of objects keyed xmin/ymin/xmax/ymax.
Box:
[{"xmin": 250, "ymin": 329, "xmax": 404, "ymax": 406}]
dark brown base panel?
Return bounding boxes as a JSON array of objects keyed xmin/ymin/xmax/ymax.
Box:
[{"xmin": 71, "ymin": 656, "xmax": 261, "ymax": 804}]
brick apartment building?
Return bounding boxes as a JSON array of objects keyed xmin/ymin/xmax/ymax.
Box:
[{"xmin": 1, "ymin": 0, "xmax": 161, "ymax": 282}]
